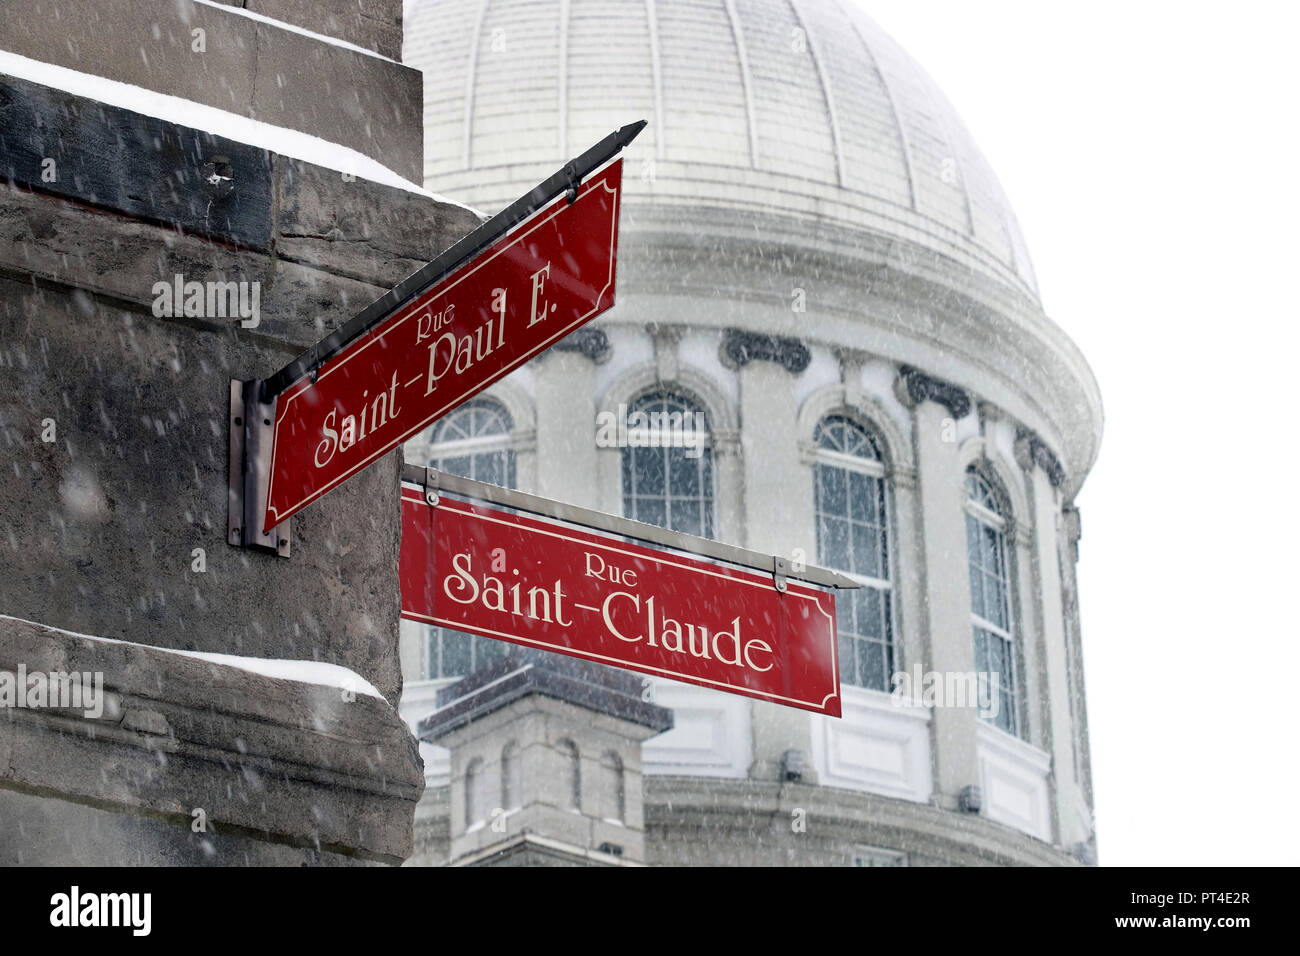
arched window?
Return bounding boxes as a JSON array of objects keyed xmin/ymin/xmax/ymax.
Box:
[
  {"xmin": 557, "ymin": 739, "xmax": 581, "ymax": 811},
  {"xmin": 501, "ymin": 741, "xmax": 521, "ymax": 812},
  {"xmin": 464, "ymin": 757, "xmax": 485, "ymax": 828},
  {"xmin": 965, "ymin": 467, "xmax": 1020, "ymax": 736},
  {"xmin": 421, "ymin": 397, "xmax": 516, "ymax": 680},
  {"xmin": 599, "ymin": 751, "xmax": 625, "ymax": 824},
  {"xmin": 429, "ymin": 397, "xmax": 516, "ymax": 487},
  {"xmin": 621, "ymin": 389, "xmax": 714, "ymax": 538},
  {"xmin": 813, "ymin": 415, "xmax": 893, "ymax": 691}
]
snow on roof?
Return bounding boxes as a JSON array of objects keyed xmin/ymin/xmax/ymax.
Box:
[
  {"xmin": 0, "ymin": 613, "xmax": 385, "ymax": 700},
  {"xmin": 0, "ymin": 49, "xmax": 477, "ymax": 213}
]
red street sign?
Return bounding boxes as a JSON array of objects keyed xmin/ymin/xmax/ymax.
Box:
[
  {"xmin": 262, "ymin": 160, "xmax": 625, "ymax": 532},
  {"xmin": 399, "ymin": 486, "xmax": 843, "ymax": 716}
]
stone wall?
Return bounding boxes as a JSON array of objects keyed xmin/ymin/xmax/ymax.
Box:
[{"xmin": 0, "ymin": 5, "xmax": 482, "ymax": 861}]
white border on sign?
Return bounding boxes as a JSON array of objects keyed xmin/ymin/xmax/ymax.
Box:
[{"xmin": 399, "ymin": 488, "xmax": 841, "ymax": 713}]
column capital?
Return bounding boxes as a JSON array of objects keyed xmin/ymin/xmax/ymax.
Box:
[
  {"xmin": 830, "ymin": 344, "xmax": 871, "ymax": 368},
  {"xmin": 1014, "ymin": 427, "xmax": 1066, "ymax": 487},
  {"xmin": 720, "ymin": 329, "xmax": 811, "ymax": 374},
  {"xmin": 1063, "ymin": 505, "xmax": 1082, "ymax": 545},
  {"xmin": 833, "ymin": 346, "xmax": 869, "ymax": 409},
  {"xmin": 548, "ymin": 326, "xmax": 611, "ymax": 363},
  {"xmin": 893, "ymin": 367, "xmax": 971, "ymax": 419}
]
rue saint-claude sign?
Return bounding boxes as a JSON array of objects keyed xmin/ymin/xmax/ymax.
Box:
[{"xmin": 399, "ymin": 468, "xmax": 848, "ymax": 717}]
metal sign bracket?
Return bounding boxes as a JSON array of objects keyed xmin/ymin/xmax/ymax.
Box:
[
  {"xmin": 228, "ymin": 379, "xmax": 291, "ymax": 557},
  {"xmin": 422, "ymin": 467, "xmax": 440, "ymax": 507},
  {"xmin": 562, "ymin": 161, "xmax": 580, "ymax": 204},
  {"xmin": 773, "ymin": 555, "xmax": 789, "ymax": 593}
]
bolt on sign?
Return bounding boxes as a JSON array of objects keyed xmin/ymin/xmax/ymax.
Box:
[
  {"xmin": 400, "ymin": 468, "xmax": 852, "ymax": 716},
  {"xmin": 265, "ymin": 161, "xmax": 623, "ymax": 532}
]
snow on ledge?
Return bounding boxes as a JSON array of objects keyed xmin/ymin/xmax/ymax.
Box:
[
  {"xmin": 191, "ymin": 0, "xmax": 397, "ymax": 64},
  {"xmin": 0, "ymin": 49, "xmax": 478, "ymax": 213},
  {"xmin": 0, "ymin": 613, "xmax": 385, "ymax": 700}
]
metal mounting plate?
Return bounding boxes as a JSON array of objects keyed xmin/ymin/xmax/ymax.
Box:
[{"xmin": 228, "ymin": 379, "xmax": 290, "ymax": 557}]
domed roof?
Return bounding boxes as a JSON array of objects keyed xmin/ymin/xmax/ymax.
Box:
[{"xmin": 405, "ymin": 0, "xmax": 1039, "ymax": 302}]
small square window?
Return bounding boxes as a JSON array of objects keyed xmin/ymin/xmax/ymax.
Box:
[{"xmin": 852, "ymin": 846, "xmax": 908, "ymax": 867}]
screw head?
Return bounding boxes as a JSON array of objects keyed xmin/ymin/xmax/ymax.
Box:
[{"xmin": 200, "ymin": 157, "xmax": 235, "ymax": 198}]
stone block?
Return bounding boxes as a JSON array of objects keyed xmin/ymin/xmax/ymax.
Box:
[
  {"xmin": 0, "ymin": 616, "xmax": 423, "ymax": 864},
  {"xmin": 0, "ymin": 74, "xmax": 273, "ymax": 250},
  {"xmin": 0, "ymin": 0, "xmax": 423, "ymax": 180},
  {"xmin": 246, "ymin": 0, "xmax": 404, "ymax": 60},
  {"xmin": 278, "ymin": 156, "xmax": 484, "ymax": 287},
  {"xmin": 0, "ymin": 276, "xmax": 405, "ymax": 702}
]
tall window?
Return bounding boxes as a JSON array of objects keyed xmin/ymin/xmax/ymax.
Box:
[
  {"xmin": 422, "ymin": 397, "xmax": 516, "ymax": 680},
  {"xmin": 965, "ymin": 467, "xmax": 1020, "ymax": 736},
  {"xmin": 501, "ymin": 741, "xmax": 521, "ymax": 812},
  {"xmin": 621, "ymin": 389, "xmax": 714, "ymax": 538},
  {"xmin": 464, "ymin": 757, "xmax": 485, "ymax": 828},
  {"xmin": 599, "ymin": 752, "xmax": 625, "ymax": 824},
  {"xmin": 558, "ymin": 739, "xmax": 581, "ymax": 811},
  {"xmin": 813, "ymin": 415, "xmax": 894, "ymax": 691}
]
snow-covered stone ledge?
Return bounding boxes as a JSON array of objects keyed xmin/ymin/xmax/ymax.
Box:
[
  {"xmin": 0, "ymin": 69, "xmax": 483, "ymax": 351},
  {"xmin": 0, "ymin": 614, "xmax": 424, "ymax": 865},
  {"xmin": 0, "ymin": 0, "xmax": 422, "ymax": 180}
]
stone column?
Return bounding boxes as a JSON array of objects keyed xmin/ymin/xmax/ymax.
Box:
[
  {"xmin": 896, "ymin": 369, "xmax": 978, "ymax": 808},
  {"xmin": 888, "ymin": 466, "xmax": 927, "ymax": 695},
  {"xmin": 533, "ymin": 328, "xmax": 609, "ymax": 506},
  {"xmin": 722, "ymin": 330, "xmax": 816, "ymax": 782},
  {"xmin": 1017, "ymin": 430, "xmax": 1088, "ymax": 849},
  {"xmin": 1060, "ymin": 503, "xmax": 1097, "ymax": 861}
]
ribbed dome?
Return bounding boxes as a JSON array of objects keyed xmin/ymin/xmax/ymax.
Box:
[{"xmin": 405, "ymin": 0, "xmax": 1039, "ymax": 302}]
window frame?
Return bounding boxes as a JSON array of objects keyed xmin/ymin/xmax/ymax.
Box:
[
  {"xmin": 619, "ymin": 387, "xmax": 717, "ymax": 540},
  {"xmin": 465, "ymin": 757, "xmax": 485, "ymax": 829},
  {"xmin": 852, "ymin": 845, "xmax": 909, "ymax": 867},
  {"xmin": 421, "ymin": 396, "xmax": 519, "ymax": 681},
  {"xmin": 428, "ymin": 396, "xmax": 517, "ymax": 489},
  {"xmin": 964, "ymin": 467, "xmax": 1021, "ymax": 738},
  {"xmin": 811, "ymin": 414, "xmax": 897, "ymax": 692}
]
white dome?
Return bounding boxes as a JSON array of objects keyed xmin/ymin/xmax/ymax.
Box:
[{"xmin": 406, "ymin": 0, "xmax": 1039, "ymax": 302}]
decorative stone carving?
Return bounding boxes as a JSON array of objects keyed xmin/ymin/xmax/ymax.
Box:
[
  {"xmin": 894, "ymin": 366, "xmax": 972, "ymax": 419},
  {"xmin": 549, "ymin": 326, "xmax": 611, "ymax": 363},
  {"xmin": 1014, "ymin": 427, "xmax": 1067, "ymax": 487},
  {"xmin": 719, "ymin": 329, "xmax": 811, "ymax": 374}
]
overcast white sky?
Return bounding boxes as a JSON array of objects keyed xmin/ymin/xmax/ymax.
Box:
[{"xmin": 859, "ymin": 0, "xmax": 1300, "ymax": 865}]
